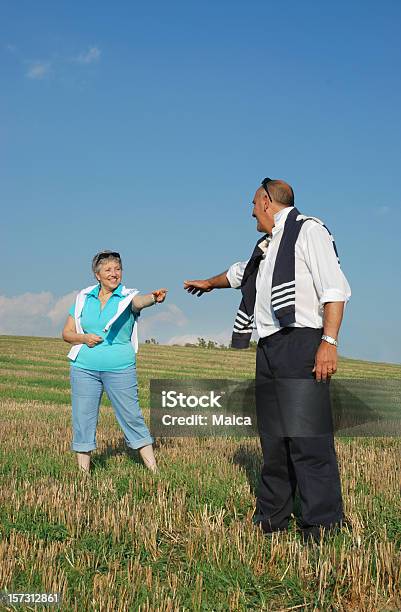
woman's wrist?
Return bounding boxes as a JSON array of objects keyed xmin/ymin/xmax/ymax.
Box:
[
  {"xmin": 64, "ymin": 332, "xmax": 87, "ymax": 346},
  {"xmin": 72, "ymin": 333, "xmax": 87, "ymax": 345},
  {"xmin": 132, "ymin": 293, "xmax": 156, "ymax": 311}
]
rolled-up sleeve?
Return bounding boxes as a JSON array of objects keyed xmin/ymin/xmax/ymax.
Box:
[
  {"xmin": 226, "ymin": 260, "xmax": 249, "ymax": 289},
  {"xmin": 303, "ymin": 223, "xmax": 351, "ymax": 304}
]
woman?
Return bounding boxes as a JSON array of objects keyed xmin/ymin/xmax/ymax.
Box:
[{"xmin": 62, "ymin": 250, "xmax": 167, "ymax": 473}]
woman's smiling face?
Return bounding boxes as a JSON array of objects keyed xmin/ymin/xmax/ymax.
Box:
[{"xmin": 96, "ymin": 258, "xmax": 122, "ymax": 292}]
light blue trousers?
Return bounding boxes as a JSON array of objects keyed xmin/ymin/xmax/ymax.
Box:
[{"xmin": 70, "ymin": 365, "xmax": 154, "ymax": 452}]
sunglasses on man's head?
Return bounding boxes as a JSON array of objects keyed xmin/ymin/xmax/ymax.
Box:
[{"xmin": 261, "ymin": 177, "xmax": 273, "ymax": 202}]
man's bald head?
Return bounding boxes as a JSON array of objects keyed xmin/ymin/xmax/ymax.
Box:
[
  {"xmin": 263, "ymin": 179, "xmax": 294, "ymax": 207},
  {"xmin": 253, "ymin": 177, "xmax": 295, "ymax": 234}
]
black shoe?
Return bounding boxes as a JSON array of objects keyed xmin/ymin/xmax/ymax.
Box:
[
  {"xmin": 301, "ymin": 519, "xmax": 350, "ymax": 544},
  {"xmin": 257, "ymin": 521, "xmax": 288, "ymax": 536},
  {"xmin": 301, "ymin": 526, "xmax": 323, "ymax": 544}
]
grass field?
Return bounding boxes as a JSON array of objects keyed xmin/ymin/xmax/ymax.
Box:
[{"xmin": 0, "ymin": 335, "xmax": 400, "ymax": 611}]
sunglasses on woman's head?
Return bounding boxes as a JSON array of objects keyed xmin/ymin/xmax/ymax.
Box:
[{"xmin": 96, "ymin": 251, "xmax": 121, "ymax": 263}]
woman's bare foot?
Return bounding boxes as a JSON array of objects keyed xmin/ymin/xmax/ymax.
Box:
[{"xmin": 139, "ymin": 444, "xmax": 157, "ymax": 472}]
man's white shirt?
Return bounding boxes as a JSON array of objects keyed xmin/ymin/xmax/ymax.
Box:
[{"xmin": 226, "ymin": 206, "xmax": 351, "ymax": 339}]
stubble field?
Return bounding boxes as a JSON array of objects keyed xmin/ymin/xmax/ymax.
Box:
[{"xmin": 0, "ymin": 335, "xmax": 400, "ymax": 611}]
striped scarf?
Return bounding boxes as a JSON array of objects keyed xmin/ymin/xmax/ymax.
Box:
[{"xmin": 231, "ymin": 207, "xmax": 339, "ymax": 349}]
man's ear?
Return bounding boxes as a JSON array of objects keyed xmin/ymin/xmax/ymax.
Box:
[{"xmin": 262, "ymin": 193, "xmax": 269, "ymax": 213}]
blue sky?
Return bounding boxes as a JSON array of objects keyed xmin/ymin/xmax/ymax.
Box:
[{"xmin": 1, "ymin": 0, "xmax": 400, "ymax": 363}]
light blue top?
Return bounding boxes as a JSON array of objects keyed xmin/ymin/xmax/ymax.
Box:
[{"xmin": 68, "ymin": 283, "xmax": 138, "ymax": 372}]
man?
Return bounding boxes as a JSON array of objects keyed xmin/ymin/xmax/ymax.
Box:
[{"xmin": 184, "ymin": 177, "xmax": 351, "ymax": 542}]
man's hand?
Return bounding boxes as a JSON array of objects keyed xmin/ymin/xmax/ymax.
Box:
[
  {"xmin": 152, "ymin": 288, "xmax": 168, "ymax": 303},
  {"xmin": 184, "ymin": 279, "xmax": 213, "ymax": 297},
  {"xmin": 84, "ymin": 334, "xmax": 104, "ymax": 348},
  {"xmin": 313, "ymin": 341, "xmax": 337, "ymax": 382},
  {"xmin": 184, "ymin": 271, "xmax": 230, "ymax": 296}
]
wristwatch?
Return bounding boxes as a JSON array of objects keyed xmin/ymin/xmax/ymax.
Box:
[{"xmin": 321, "ymin": 334, "xmax": 338, "ymax": 347}]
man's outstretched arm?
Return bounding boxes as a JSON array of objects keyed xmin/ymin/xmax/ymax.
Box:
[
  {"xmin": 184, "ymin": 271, "xmax": 231, "ymax": 296},
  {"xmin": 184, "ymin": 260, "xmax": 249, "ymax": 296}
]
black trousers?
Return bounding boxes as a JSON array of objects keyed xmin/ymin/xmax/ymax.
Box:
[{"xmin": 254, "ymin": 327, "xmax": 343, "ymax": 531}]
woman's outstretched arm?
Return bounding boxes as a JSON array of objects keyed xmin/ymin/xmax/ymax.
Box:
[{"xmin": 132, "ymin": 289, "xmax": 168, "ymax": 312}]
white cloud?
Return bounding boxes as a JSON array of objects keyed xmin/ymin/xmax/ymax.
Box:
[
  {"xmin": 76, "ymin": 47, "xmax": 101, "ymax": 64},
  {"xmin": 0, "ymin": 292, "xmax": 237, "ymax": 348},
  {"xmin": 0, "ymin": 291, "xmax": 76, "ymax": 337},
  {"xmin": 139, "ymin": 304, "xmax": 188, "ymax": 340},
  {"xmin": 143, "ymin": 304, "xmax": 187, "ymax": 328},
  {"xmin": 0, "ymin": 292, "xmax": 188, "ymax": 343},
  {"xmin": 167, "ymin": 328, "xmax": 259, "ymax": 347},
  {"xmin": 20, "ymin": 46, "xmax": 100, "ymax": 81},
  {"xmin": 48, "ymin": 291, "xmax": 78, "ymax": 325},
  {"xmin": 167, "ymin": 334, "xmax": 205, "ymax": 346},
  {"xmin": 167, "ymin": 328, "xmax": 235, "ymax": 347},
  {"xmin": 0, "ymin": 292, "xmax": 53, "ymax": 318},
  {"xmin": 26, "ymin": 61, "xmax": 51, "ymax": 79}
]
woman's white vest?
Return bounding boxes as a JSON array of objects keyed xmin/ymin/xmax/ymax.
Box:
[{"xmin": 68, "ymin": 284, "xmax": 140, "ymax": 361}]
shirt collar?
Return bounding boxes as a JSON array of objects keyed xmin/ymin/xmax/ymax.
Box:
[
  {"xmin": 88, "ymin": 284, "xmax": 101, "ymax": 297},
  {"xmin": 88, "ymin": 283, "xmax": 124, "ymax": 298},
  {"xmin": 112, "ymin": 283, "xmax": 124, "ymax": 297},
  {"xmin": 272, "ymin": 206, "xmax": 294, "ymax": 234}
]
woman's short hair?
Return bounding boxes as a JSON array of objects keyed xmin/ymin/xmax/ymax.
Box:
[{"xmin": 92, "ymin": 250, "xmax": 122, "ymax": 276}]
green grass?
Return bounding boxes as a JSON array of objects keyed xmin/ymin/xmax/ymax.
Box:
[{"xmin": 0, "ymin": 335, "xmax": 400, "ymax": 611}]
